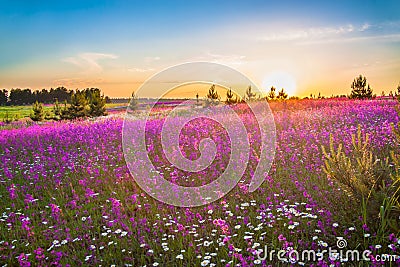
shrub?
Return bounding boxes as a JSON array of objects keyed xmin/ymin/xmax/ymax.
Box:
[
  {"xmin": 88, "ymin": 89, "xmax": 107, "ymax": 117},
  {"xmin": 2, "ymin": 111, "xmax": 13, "ymax": 123},
  {"xmin": 322, "ymin": 125, "xmax": 399, "ymax": 243},
  {"xmin": 52, "ymin": 99, "xmax": 62, "ymax": 120},
  {"xmin": 30, "ymin": 101, "xmax": 44, "ymax": 122},
  {"xmin": 62, "ymin": 91, "xmax": 88, "ymax": 119}
]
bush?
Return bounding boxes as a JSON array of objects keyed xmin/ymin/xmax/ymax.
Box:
[
  {"xmin": 62, "ymin": 91, "xmax": 88, "ymax": 119},
  {"xmin": 2, "ymin": 111, "xmax": 13, "ymax": 123},
  {"xmin": 30, "ymin": 101, "xmax": 44, "ymax": 122},
  {"xmin": 322, "ymin": 125, "xmax": 399, "ymax": 244},
  {"xmin": 52, "ymin": 99, "xmax": 62, "ymax": 120},
  {"xmin": 88, "ymin": 89, "xmax": 107, "ymax": 117}
]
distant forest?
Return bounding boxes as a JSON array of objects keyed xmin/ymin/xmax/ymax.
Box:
[{"xmin": 0, "ymin": 87, "xmax": 110, "ymax": 106}]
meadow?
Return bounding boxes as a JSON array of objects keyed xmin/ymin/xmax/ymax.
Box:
[
  {"xmin": 0, "ymin": 103, "xmax": 126, "ymax": 121},
  {"xmin": 0, "ymin": 99, "xmax": 399, "ymax": 266}
]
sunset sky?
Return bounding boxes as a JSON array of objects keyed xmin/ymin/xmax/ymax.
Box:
[{"xmin": 0, "ymin": 0, "xmax": 399, "ymax": 98}]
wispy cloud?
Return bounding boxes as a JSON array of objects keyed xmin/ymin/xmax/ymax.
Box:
[
  {"xmin": 62, "ymin": 52, "xmax": 118, "ymax": 73},
  {"xmin": 144, "ymin": 56, "xmax": 161, "ymax": 63},
  {"xmin": 257, "ymin": 22, "xmax": 400, "ymax": 46},
  {"xmin": 52, "ymin": 77, "xmax": 106, "ymax": 88},
  {"xmin": 190, "ymin": 52, "xmax": 246, "ymax": 66},
  {"xmin": 127, "ymin": 67, "xmax": 155, "ymax": 72},
  {"xmin": 297, "ymin": 33, "xmax": 400, "ymax": 45},
  {"xmin": 259, "ymin": 23, "xmax": 369, "ymax": 42}
]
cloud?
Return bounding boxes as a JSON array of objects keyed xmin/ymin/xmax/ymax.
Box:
[
  {"xmin": 259, "ymin": 24, "xmax": 361, "ymax": 42},
  {"xmin": 258, "ymin": 22, "xmax": 400, "ymax": 45},
  {"xmin": 127, "ymin": 67, "xmax": 156, "ymax": 72},
  {"xmin": 52, "ymin": 77, "xmax": 106, "ymax": 88},
  {"xmin": 360, "ymin": 23, "xmax": 370, "ymax": 31},
  {"xmin": 144, "ymin": 56, "xmax": 161, "ymax": 63},
  {"xmin": 190, "ymin": 52, "xmax": 246, "ymax": 66},
  {"xmin": 297, "ymin": 33, "xmax": 400, "ymax": 45},
  {"xmin": 62, "ymin": 52, "xmax": 118, "ymax": 73}
]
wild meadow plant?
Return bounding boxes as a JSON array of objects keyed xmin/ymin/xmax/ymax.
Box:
[
  {"xmin": 322, "ymin": 126, "xmax": 399, "ymax": 253},
  {"xmin": 0, "ymin": 100, "xmax": 399, "ymax": 266}
]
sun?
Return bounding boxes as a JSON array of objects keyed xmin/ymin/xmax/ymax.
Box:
[{"xmin": 262, "ymin": 71, "xmax": 297, "ymax": 97}]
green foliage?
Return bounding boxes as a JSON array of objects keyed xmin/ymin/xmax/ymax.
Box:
[
  {"xmin": 62, "ymin": 91, "xmax": 88, "ymax": 119},
  {"xmin": 0, "ymin": 89, "xmax": 7, "ymax": 105},
  {"xmin": 51, "ymin": 99, "xmax": 62, "ymax": 121},
  {"xmin": 53, "ymin": 99, "xmax": 62, "ymax": 116},
  {"xmin": 88, "ymin": 89, "xmax": 107, "ymax": 117},
  {"xmin": 322, "ymin": 128, "xmax": 374, "ymax": 198},
  {"xmin": 322, "ymin": 125, "xmax": 399, "ymax": 240},
  {"xmin": 350, "ymin": 74, "xmax": 373, "ymax": 99},
  {"xmin": 390, "ymin": 120, "xmax": 400, "ymax": 222},
  {"xmin": 60, "ymin": 100, "xmax": 70, "ymax": 120},
  {"xmin": 2, "ymin": 111, "xmax": 13, "ymax": 123},
  {"xmin": 44, "ymin": 110, "xmax": 53, "ymax": 120},
  {"xmin": 29, "ymin": 101, "xmax": 44, "ymax": 122},
  {"xmin": 8, "ymin": 87, "xmax": 72, "ymax": 105}
]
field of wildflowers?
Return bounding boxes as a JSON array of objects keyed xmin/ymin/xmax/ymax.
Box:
[{"xmin": 0, "ymin": 99, "xmax": 399, "ymax": 266}]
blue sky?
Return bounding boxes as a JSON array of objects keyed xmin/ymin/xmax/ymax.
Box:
[{"xmin": 0, "ymin": 0, "xmax": 399, "ymax": 97}]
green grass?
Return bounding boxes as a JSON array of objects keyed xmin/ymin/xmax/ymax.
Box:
[
  {"xmin": 0, "ymin": 105, "xmax": 54, "ymax": 120},
  {"xmin": 0, "ymin": 103, "xmax": 127, "ymax": 121}
]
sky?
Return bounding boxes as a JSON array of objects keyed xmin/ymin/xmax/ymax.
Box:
[{"xmin": 0, "ymin": 0, "xmax": 399, "ymax": 98}]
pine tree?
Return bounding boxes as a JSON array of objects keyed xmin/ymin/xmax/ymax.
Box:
[
  {"xmin": 276, "ymin": 88, "xmax": 288, "ymax": 100},
  {"xmin": 0, "ymin": 89, "xmax": 7, "ymax": 106},
  {"xmin": 60, "ymin": 100, "xmax": 70, "ymax": 120},
  {"xmin": 88, "ymin": 89, "xmax": 107, "ymax": 117},
  {"xmin": 396, "ymin": 83, "xmax": 400, "ymax": 100},
  {"xmin": 30, "ymin": 101, "xmax": 44, "ymax": 121},
  {"xmin": 350, "ymin": 75, "xmax": 373, "ymax": 99},
  {"xmin": 226, "ymin": 88, "xmax": 235, "ymax": 105},
  {"xmin": 65, "ymin": 90, "xmax": 88, "ymax": 119},
  {"xmin": 206, "ymin": 84, "xmax": 220, "ymax": 106},
  {"xmin": 267, "ymin": 86, "xmax": 276, "ymax": 101},
  {"xmin": 245, "ymin": 85, "xmax": 256, "ymax": 101},
  {"xmin": 52, "ymin": 99, "xmax": 62, "ymax": 120}
]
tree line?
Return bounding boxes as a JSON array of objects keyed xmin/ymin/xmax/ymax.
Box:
[
  {"xmin": 199, "ymin": 84, "xmax": 288, "ymax": 106},
  {"xmin": 0, "ymin": 87, "xmax": 111, "ymax": 106},
  {"xmin": 200, "ymin": 75, "xmax": 399, "ymax": 103}
]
